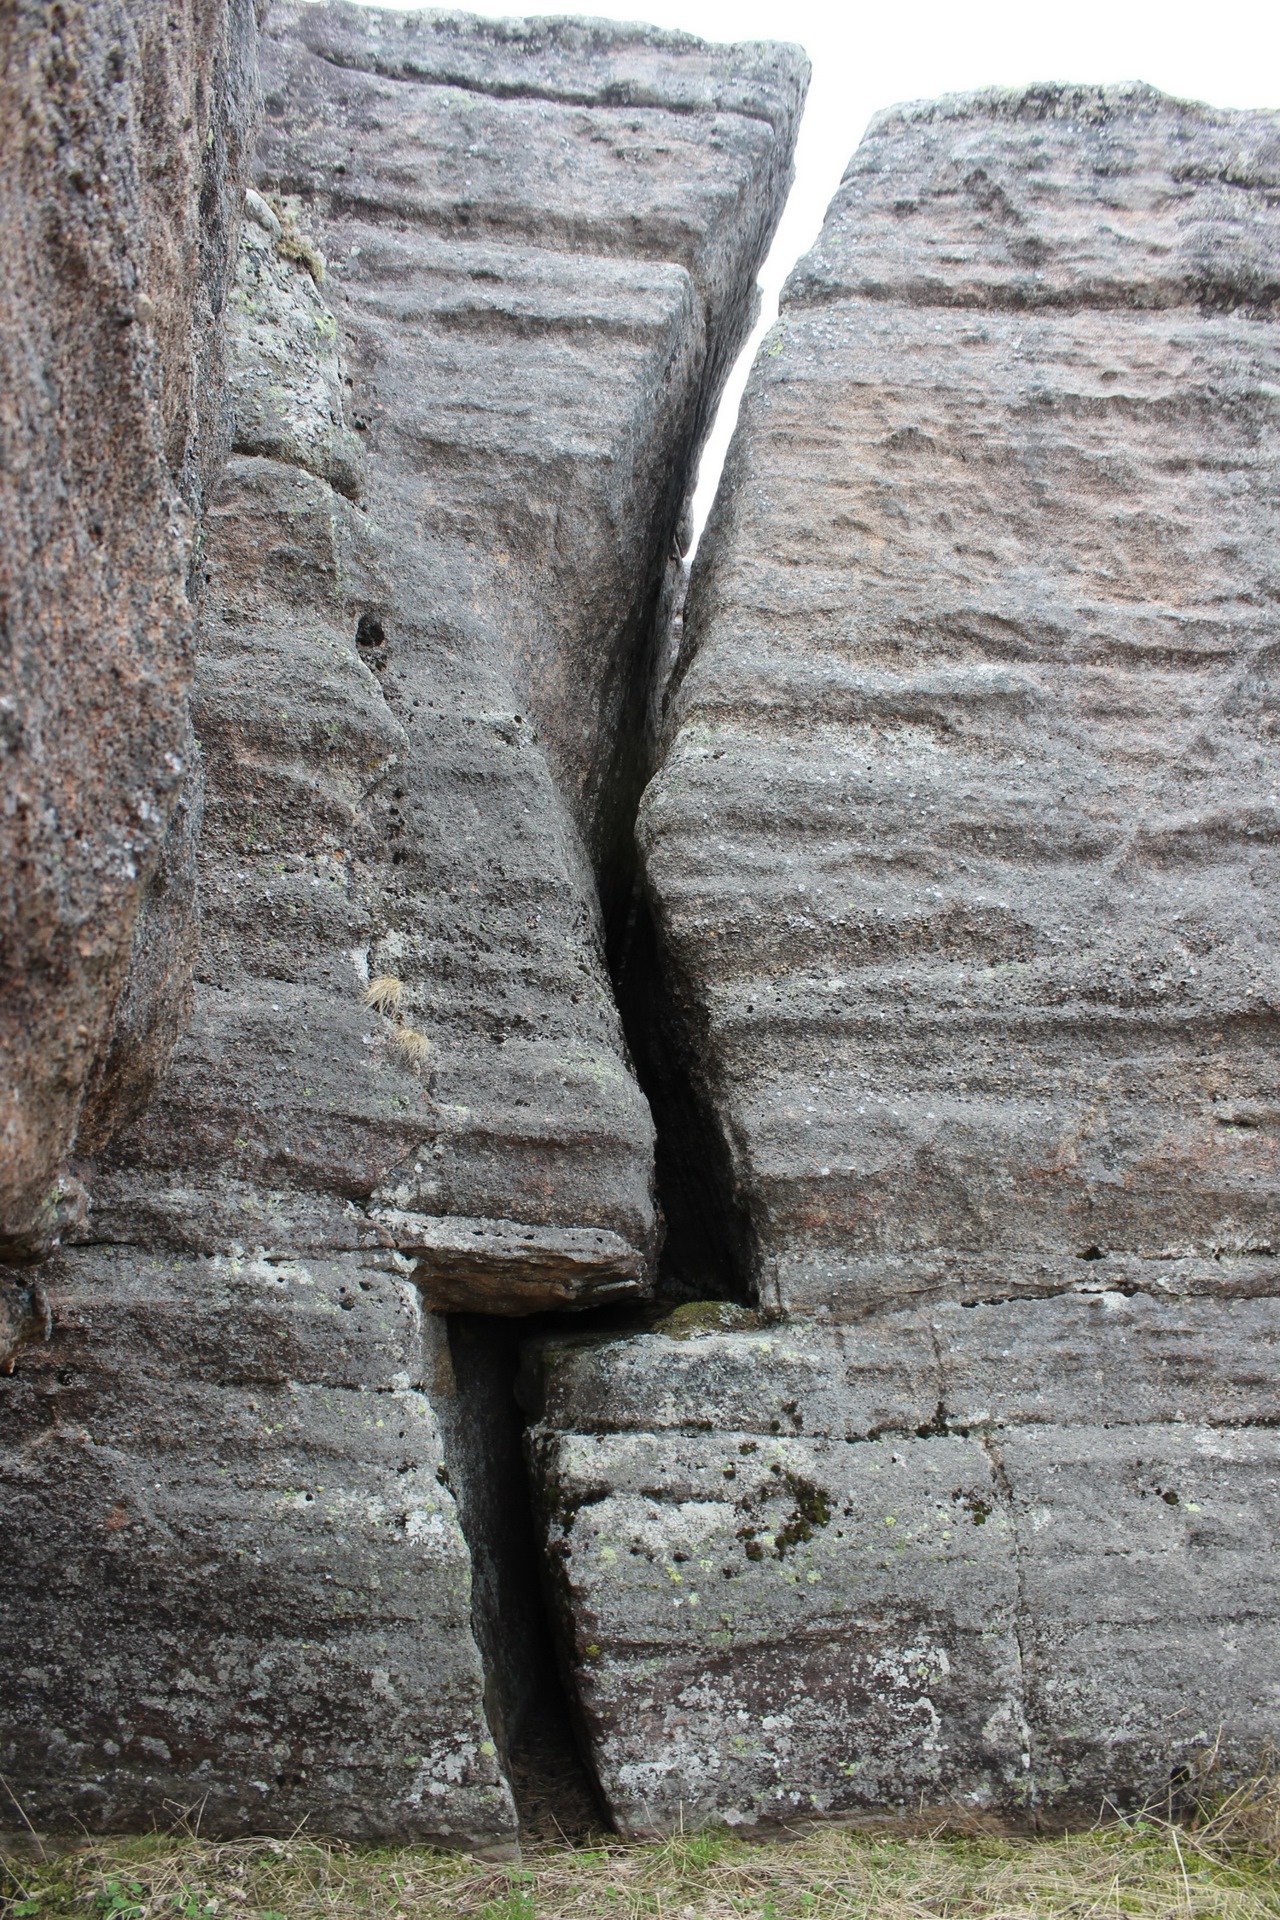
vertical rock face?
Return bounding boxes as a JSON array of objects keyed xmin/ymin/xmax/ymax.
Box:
[
  {"xmin": 647, "ymin": 85, "xmax": 1280, "ymax": 1317},
  {"xmin": 236, "ymin": 2, "xmax": 808, "ymax": 1295},
  {"xmin": 0, "ymin": 0, "xmax": 261, "ymax": 1267},
  {"xmin": 0, "ymin": 5, "xmax": 806, "ymax": 1840},
  {"xmin": 532, "ymin": 87, "xmax": 1280, "ymax": 1831},
  {"xmin": 3, "ymin": 1245, "xmax": 517, "ymax": 1841},
  {"xmin": 86, "ymin": 2, "xmax": 808, "ymax": 1303}
]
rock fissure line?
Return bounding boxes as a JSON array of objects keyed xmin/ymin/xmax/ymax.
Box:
[
  {"xmin": 979, "ymin": 1432, "xmax": 1037, "ymax": 1799},
  {"xmin": 608, "ymin": 888, "xmax": 759, "ymax": 1310},
  {"xmin": 783, "ymin": 284, "xmax": 1280, "ymax": 317},
  {"xmin": 431, "ymin": 1311, "xmax": 608, "ymax": 1838}
]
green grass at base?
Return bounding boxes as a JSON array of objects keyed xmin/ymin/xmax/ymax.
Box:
[{"xmin": 4, "ymin": 1820, "xmax": 1280, "ymax": 1920}]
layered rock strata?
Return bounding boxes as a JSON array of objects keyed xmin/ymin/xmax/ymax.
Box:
[
  {"xmin": 0, "ymin": 0, "xmax": 261, "ymax": 1268},
  {"xmin": 532, "ymin": 86, "xmax": 1280, "ymax": 1830},
  {"xmin": 0, "ymin": 5, "xmax": 806, "ymax": 1841}
]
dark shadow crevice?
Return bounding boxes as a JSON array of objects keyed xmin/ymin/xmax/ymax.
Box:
[
  {"xmin": 429, "ymin": 1311, "xmax": 609, "ymax": 1841},
  {"xmin": 609, "ymin": 879, "xmax": 757, "ymax": 1309}
]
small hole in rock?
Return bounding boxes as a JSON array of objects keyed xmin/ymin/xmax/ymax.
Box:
[
  {"xmin": 355, "ymin": 613, "xmax": 386, "ymax": 650},
  {"xmin": 1078, "ymin": 1245, "xmax": 1104, "ymax": 1261}
]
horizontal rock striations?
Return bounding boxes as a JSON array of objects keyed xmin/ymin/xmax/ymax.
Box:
[
  {"xmin": 9, "ymin": 32, "xmax": 1275, "ymax": 1850},
  {"xmin": 0, "ymin": 4, "xmax": 806, "ymax": 1842},
  {"xmin": 644, "ymin": 82, "xmax": 1280, "ymax": 1317},
  {"xmin": 81, "ymin": 0, "xmax": 810, "ymax": 1300},
  {"xmin": 3, "ymin": 1245, "xmax": 516, "ymax": 1841},
  {"xmin": 528, "ymin": 1305, "xmax": 1280, "ymax": 1830},
  {"xmin": 531, "ymin": 85, "xmax": 1280, "ymax": 1831}
]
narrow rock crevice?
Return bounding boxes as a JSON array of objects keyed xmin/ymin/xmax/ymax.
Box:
[
  {"xmin": 610, "ymin": 883, "xmax": 757, "ymax": 1309},
  {"xmin": 414, "ymin": 102, "xmax": 806, "ymax": 1823},
  {"xmin": 428, "ymin": 1311, "xmax": 608, "ymax": 1839}
]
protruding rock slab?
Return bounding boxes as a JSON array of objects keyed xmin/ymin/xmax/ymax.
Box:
[
  {"xmin": 527, "ymin": 1303, "xmax": 1280, "ymax": 1831},
  {"xmin": 381, "ymin": 1212, "xmax": 646, "ymax": 1314},
  {"xmin": 641, "ymin": 83, "xmax": 1280, "ymax": 1316}
]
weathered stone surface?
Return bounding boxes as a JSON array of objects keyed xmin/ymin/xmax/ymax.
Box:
[
  {"xmin": 0, "ymin": 4, "xmax": 804, "ymax": 1840},
  {"xmin": 0, "ymin": 0, "xmax": 261, "ymax": 1260},
  {"xmin": 529, "ymin": 1304, "xmax": 1280, "ymax": 1831},
  {"xmin": 529, "ymin": 84, "xmax": 1280, "ymax": 1835},
  {"xmin": 787, "ymin": 85, "xmax": 1280, "ymax": 315},
  {"xmin": 642, "ymin": 85, "xmax": 1280, "ymax": 1318},
  {"xmin": 83, "ymin": 1, "xmax": 808, "ymax": 1294},
  {"xmin": 0, "ymin": 1247, "xmax": 515, "ymax": 1841},
  {"xmin": 225, "ymin": 1, "xmax": 807, "ymax": 1290},
  {"xmin": 532, "ymin": 1415, "xmax": 1024, "ymax": 1831},
  {"xmin": 1000, "ymin": 1422, "xmax": 1280, "ymax": 1807},
  {"xmin": 524, "ymin": 1291, "xmax": 1280, "ymax": 1439}
]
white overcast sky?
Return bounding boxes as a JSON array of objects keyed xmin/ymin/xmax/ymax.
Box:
[{"xmin": 366, "ymin": 0, "xmax": 1280, "ymax": 536}]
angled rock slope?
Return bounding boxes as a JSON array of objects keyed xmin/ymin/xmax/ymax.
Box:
[
  {"xmin": 0, "ymin": 5, "xmax": 806, "ymax": 1842},
  {"xmin": 531, "ymin": 85, "xmax": 1280, "ymax": 1832}
]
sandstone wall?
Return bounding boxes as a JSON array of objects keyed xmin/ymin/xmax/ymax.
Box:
[
  {"xmin": 0, "ymin": 3, "xmax": 806, "ymax": 1842},
  {"xmin": 5, "ymin": 30, "xmax": 1277, "ymax": 1850},
  {"xmin": 531, "ymin": 84, "xmax": 1280, "ymax": 1832}
]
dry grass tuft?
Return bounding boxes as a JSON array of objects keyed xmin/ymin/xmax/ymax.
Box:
[
  {"xmin": 3, "ymin": 1815, "xmax": 1279, "ymax": 1920},
  {"xmin": 359, "ymin": 975, "xmax": 433, "ymax": 1071},
  {"xmin": 1185, "ymin": 1748, "xmax": 1280, "ymax": 1867},
  {"xmin": 393, "ymin": 1024, "xmax": 432, "ymax": 1067},
  {"xmin": 362, "ymin": 974, "xmax": 404, "ymax": 1014}
]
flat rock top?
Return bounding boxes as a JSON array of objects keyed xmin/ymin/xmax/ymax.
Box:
[
  {"xmin": 789, "ymin": 82, "xmax": 1280, "ymax": 311},
  {"xmin": 286, "ymin": 2, "xmax": 807, "ymax": 126}
]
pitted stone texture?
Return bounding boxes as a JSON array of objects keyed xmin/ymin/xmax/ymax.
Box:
[
  {"xmin": 641, "ymin": 85, "xmax": 1280, "ymax": 1318},
  {"xmin": 522, "ymin": 1292, "xmax": 1280, "ymax": 1440},
  {"xmin": 256, "ymin": 1, "xmax": 807, "ymax": 878},
  {"xmin": 531, "ymin": 1420, "xmax": 1023, "ymax": 1831},
  {"xmin": 529, "ymin": 1308, "xmax": 1280, "ymax": 1830},
  {"xmin": 0, "ymin": 219, "xmax": 504, "ymax": 1841},
  {"xmin": 617, "ymin": 95, "xmax": 1280, "ymax": 1823},
  {"xmin": 997, "ymin": 1423, "xmax": 1280, "ymax": 1808},
  {"xmin": 0, "ymin": 0, "xmax": 260, "ymax": 1258},
  {"xmin": 229, "ymin": 192, "xmax": 364, "ymax": 497},
  {"xmin": 93, "ymin": 0, "xmax": 807, "ymax": 1284},
  {"xmin": 786, "ymin": 85, "xmax": 1280, "ymax": 315},
  {"xmin": 0, "ymin": 1249, "xmax": 514, "ymax": 1842}
]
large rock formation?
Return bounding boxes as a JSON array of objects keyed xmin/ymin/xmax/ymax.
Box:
[
  {"xmin": 531, "ymin": 85, "xmax": 1280, "ymax": 1832},
  {"xmin": 0, "ymin": 3, "xmax": 806, "ymax": 1842},
  {"xmin": 5, "ymin": 30, "xmax": 1278, "ymax": 1850},
  {"xmin": 0, "ymin": 0, "xmax": 261, "ymax": 1269}
]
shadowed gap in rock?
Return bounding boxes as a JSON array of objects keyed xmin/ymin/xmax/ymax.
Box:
[
  {"xmin": 429, "ymin": 1312, "xmax": 608, "ymax": 1840},
  {"xmin": 609, "ymin": 879, "xmax": 757, "ymax": 1309}
]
